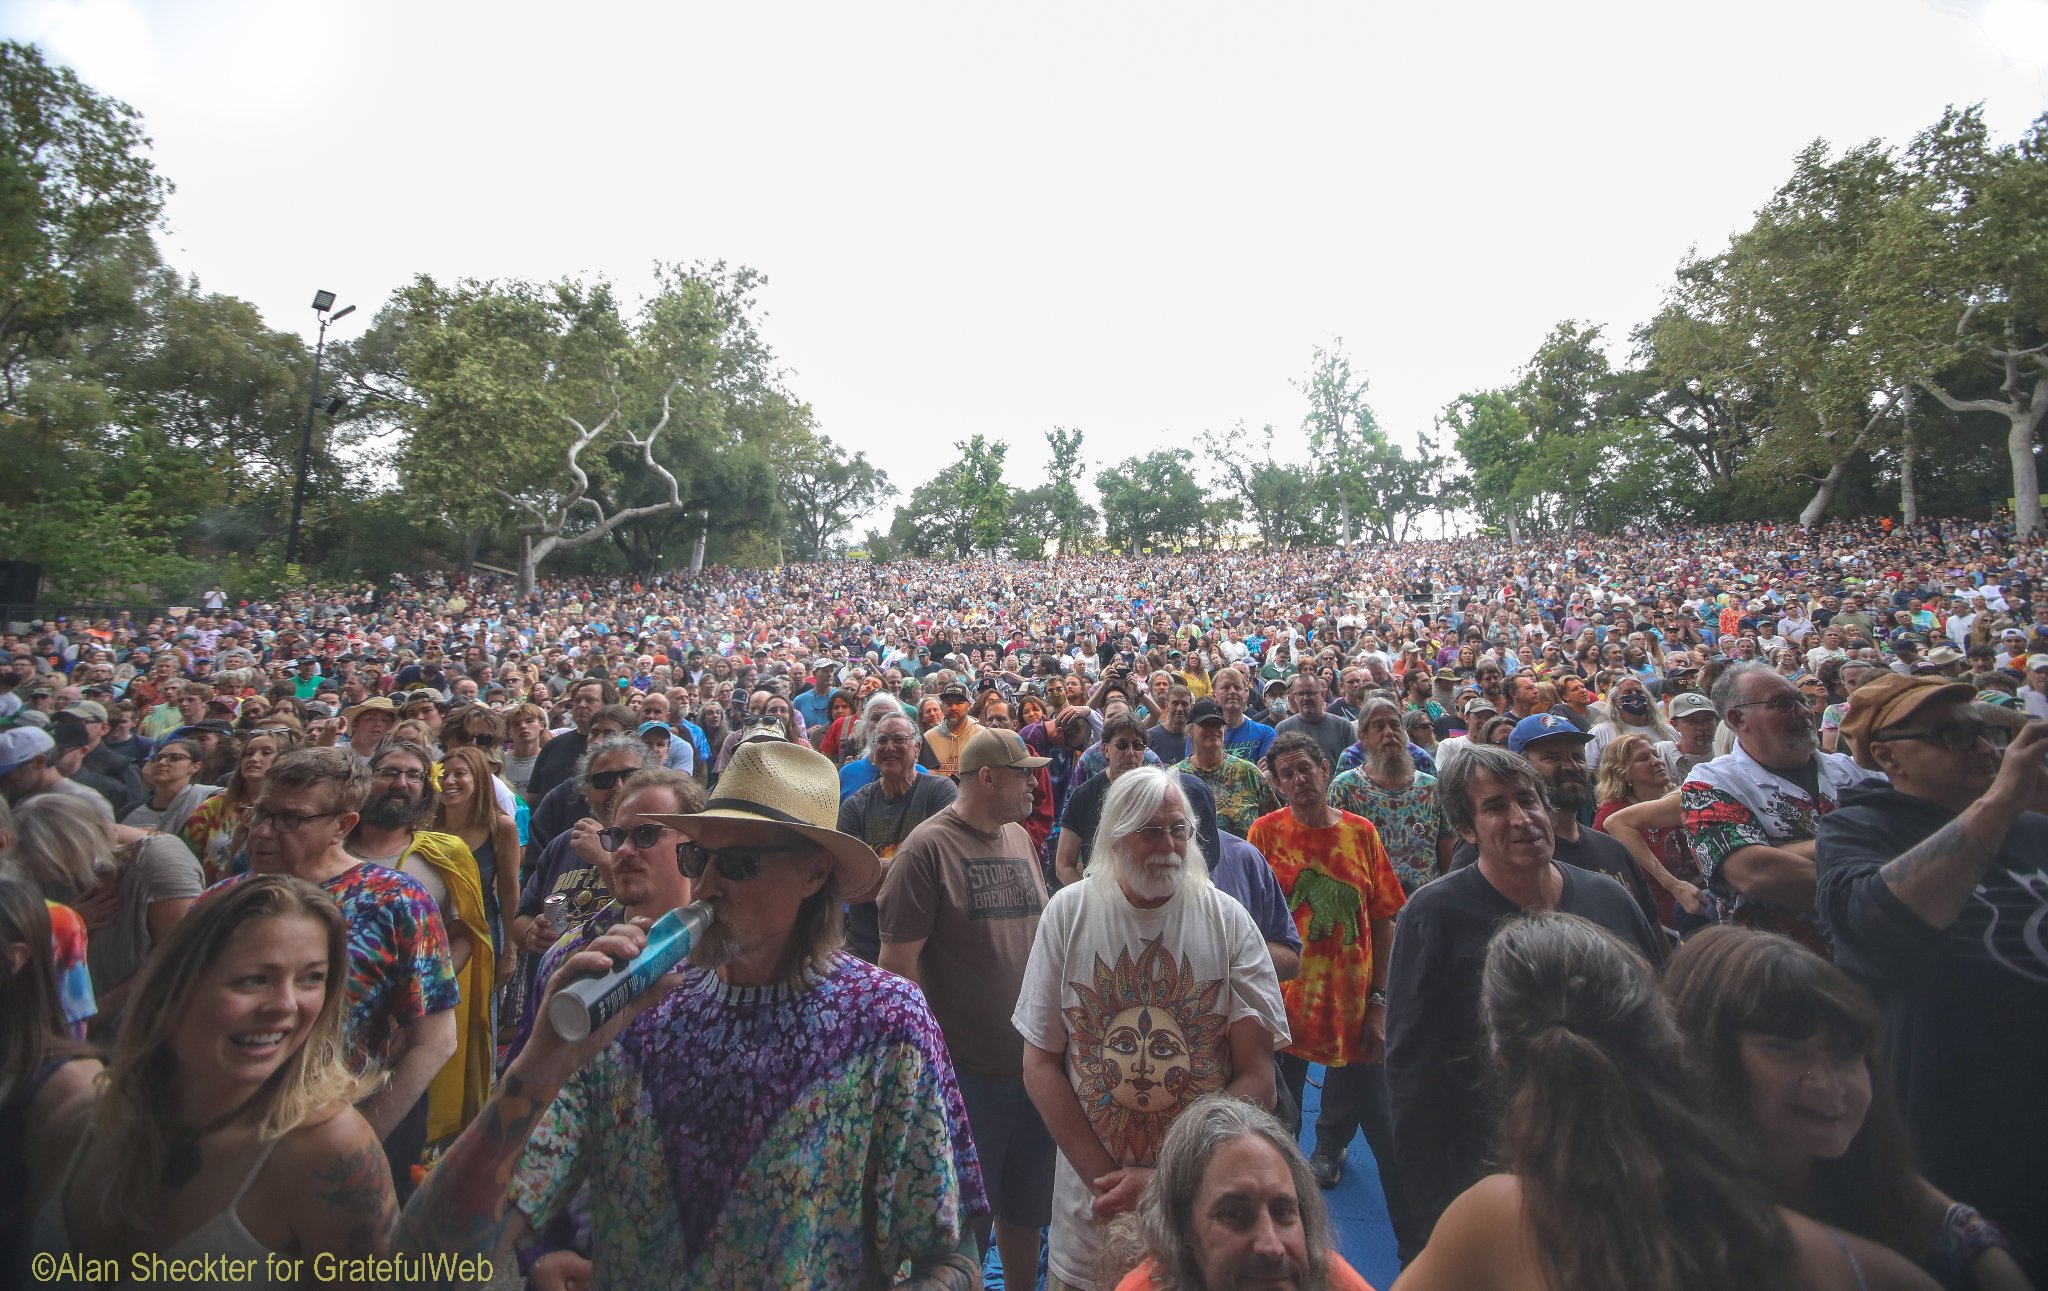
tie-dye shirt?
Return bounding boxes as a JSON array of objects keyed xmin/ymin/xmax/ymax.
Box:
[
  {"xmin": 509, "ymin": 953, "xmax": 987, "ymax": 1288},
  {"xmin": 1173, "ymin": 755, "xmax": 1278, "ymax": 837},
  {"xmin": 46, "ymin": 901, "xmax": 95, "ymax": 1036},
  {"xmin": 1248, "ymin": 809, "xmax": 1406, "ymax": 1066}
]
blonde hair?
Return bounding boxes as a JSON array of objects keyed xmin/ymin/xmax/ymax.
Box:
[
  {"xmin": 7, "ymin": 793, "xmax": 112, "ymax": 900},
  {"xmin": 1595, "ymin": 732, "xmax": 1660, "ymax": 806},
  {"xmin": 94, "ymin": 875, "xmax": 379, "ymax": 1228}
]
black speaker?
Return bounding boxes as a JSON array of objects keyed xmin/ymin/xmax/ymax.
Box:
[{"xmin": 0, "ymin": 561, "xmax": 43, "ymax": 606}]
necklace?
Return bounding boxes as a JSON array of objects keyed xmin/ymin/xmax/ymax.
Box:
[{"xmin": 159, "ymin": 1093, "xmax": 262, "ymax": 1189}]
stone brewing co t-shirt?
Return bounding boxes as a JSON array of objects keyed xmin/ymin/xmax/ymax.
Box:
[
  {"xmin": 1012, "ymin": 880, "xmax": 1289, "ymax": 1291},
  {"xmin": 877, "ymin": 804, "xmax": 1046, "ymax": 1081}
]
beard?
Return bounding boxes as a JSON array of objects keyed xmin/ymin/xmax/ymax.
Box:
[
  {"xmin": 686, "ymin": 909, "xmax": 741, "ymax": 971},
  {"xmin": 1117, "ymin": 849, "xmax": 1185, "ymax": 903},
  {"xmin": 361, "ymin": 787, "xmax": 429, "ymax": 830},
  {"xmin": 1367, "ymin": 741, "xmax": 1414, "ymax": 786},
  {"xmin": 1546, "ymin": 766, "xmax": 1592, "ymax": 812}
]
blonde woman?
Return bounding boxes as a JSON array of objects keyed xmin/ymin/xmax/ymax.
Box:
[
  {"xmin": 28, "ymin": 876, "xmax": 394, "ymax": 1271},
  {"xmin": 431, "ymin": 746, "xmax": 520, "ymax": 989},
  {"xmin": 1591, "ymin": 733, "xmax": 1707, "ymax": 930}
]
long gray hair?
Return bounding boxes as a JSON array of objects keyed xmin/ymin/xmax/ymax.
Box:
[
  {"xmin": 1130, "ymin": 1095, "xmax": 1335, "ymax": 1291},
  {"xmin": 1088, "ymin": 766, "xmax": 1210, "ymax": 892}
]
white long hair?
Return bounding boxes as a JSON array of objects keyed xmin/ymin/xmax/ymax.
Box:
[{"xmin": 1087, "ymin": 767, "xmax": 1211, "ymax": 901}]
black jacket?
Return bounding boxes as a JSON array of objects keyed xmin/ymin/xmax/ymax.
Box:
[{"xmin": 1816, "ymin": 784, "xmax": 2048, "ymax": 1260}]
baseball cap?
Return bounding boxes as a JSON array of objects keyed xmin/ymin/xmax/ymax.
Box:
[
  {"xmin": 2029, "ymin": 655, "xmax": 2048, "ymax": 672},
  {"xmin": 0, "ymin": 726, "xmax": 56, "ymax": 775},
  {"xmin": 1462, "ymin": 697, "xmax": 1498, "ymax": 718},
  {"xmin": 1670, "ymin": 692, "xmax": 1718, "ymax": 720},
  {"xmin": 1507, "ymin": 713, "xmax": 1596, "ymax": 754},
  {"xmin": 938, "ymin": 682, "xmax": 970, "ymax": 702},
  {"xmin": 61, "ymin": 700, "xmax": 108, "ymax": 723},
  {"xmin": 1188, "ymin": 698, "xmax": 1227, "ymax": 726},
  {"xmin": 959, "ymin": 728, "xmax": 1052, "ymax": 774},
  {"xmin": 51, "ymin": 722, "xmax": 90, "ymax": 753}
]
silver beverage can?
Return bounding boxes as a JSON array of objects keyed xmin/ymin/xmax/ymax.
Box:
[{"xmin": 543, "ymin": 892, "xmax": 569, "ymax": 931}]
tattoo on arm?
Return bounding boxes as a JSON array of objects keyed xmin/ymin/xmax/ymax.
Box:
[
  {"xmin": 395, "ymin": 1070, "xmax": 550, "ymax": 1258},
  {"xmin": 1879, "ymin": 819, "xmax": 1977, "ymax": 887},
  {"xmin": 311, "ymin": 1141, "xmax": 397, "ymax": 1257}
]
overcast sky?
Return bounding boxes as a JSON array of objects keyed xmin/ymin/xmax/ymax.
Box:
[{"xmin": 8, "ymin": 0, "xmax": 2046, "ymax": 526}]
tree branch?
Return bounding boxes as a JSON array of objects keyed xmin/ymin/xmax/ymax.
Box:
[{"xmin": 546, "ymin": 376, "xmax": 690, "ymax": 555}]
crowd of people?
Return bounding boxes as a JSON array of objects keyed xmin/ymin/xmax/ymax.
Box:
[{"xmin": 2, "ymin": 512, "xmax": 2043, "ymax": 1289}]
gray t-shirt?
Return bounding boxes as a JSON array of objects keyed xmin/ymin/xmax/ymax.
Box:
[
  {"xmin": 1276, "ymin": 711, "xmax": 1355, "ymax": 767},
  {"xmin": 90, "ymin": 834, "xmax": 205, "ymax": 999},
  {"xmin": 837, "ymin": 774, "xmax": 959, "ymax": 959}
]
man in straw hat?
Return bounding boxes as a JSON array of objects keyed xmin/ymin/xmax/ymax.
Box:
[
  {"xmin": 399, "ymin": 735, "xmax": 989, "ymax": 1289},
  {"xmin": 1817, "ymin": 673, "xmax": 2048, "ymax": 1262}
]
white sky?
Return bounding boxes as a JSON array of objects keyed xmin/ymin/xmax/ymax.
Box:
[{"xmin": 8, "ymin": 0, "xmax": 2046, "ymax": 529}]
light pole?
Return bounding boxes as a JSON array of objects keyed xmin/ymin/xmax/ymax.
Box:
[{"xmin": 286, "ymin": 291, "xmax": 357, "ymax": 567}]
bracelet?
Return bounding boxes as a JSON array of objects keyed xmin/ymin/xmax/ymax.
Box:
[{"xmin": 1368, "ymin": 988, "xmax": 1388, "ymax": 1006}]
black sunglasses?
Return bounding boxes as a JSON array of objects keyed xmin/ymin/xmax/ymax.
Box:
[
  {"xmin": 677, "ymin": 842, "xmax": 798, "ymax": 882},
  {"xmin": 588, "ymin": 769, "xmax": 630, "ymax": 791},
  {"xmin": 598, "ymin": 823, "xmax": 670, "ymax": 852}
]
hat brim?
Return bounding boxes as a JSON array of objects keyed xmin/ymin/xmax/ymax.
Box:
[{"xmin": 644, "ymin": 809, "xmax": 884, "ymax": 904}]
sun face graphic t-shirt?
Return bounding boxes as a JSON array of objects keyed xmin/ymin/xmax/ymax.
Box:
[{"xmin": 1012, "ymin": 879, "xmax": 1289, "ymax": 1291}]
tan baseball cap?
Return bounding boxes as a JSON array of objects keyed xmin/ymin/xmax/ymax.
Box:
[{"xmin": 959, "ymin": 728, "xmax": 1051, "ymax": 774}]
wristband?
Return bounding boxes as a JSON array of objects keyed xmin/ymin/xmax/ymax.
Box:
[{"xmin": 1368, "ymin": 987, "xmax": 1388, "ymax": 1006}]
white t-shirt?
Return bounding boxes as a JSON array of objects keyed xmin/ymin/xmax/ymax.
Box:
[{"xmin": 1011, "ymin": 878, "xmax": 1288, "ymax": 1290}]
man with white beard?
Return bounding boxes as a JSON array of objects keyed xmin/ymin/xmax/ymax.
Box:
[{"xmin": 1014, "ymin": 767, "xmax": 1290, "ymax": 1291}]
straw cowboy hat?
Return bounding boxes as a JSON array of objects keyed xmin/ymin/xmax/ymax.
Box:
[{"xmin": 646, "ymin": 737, "xmax": 882, "ymax": 902}]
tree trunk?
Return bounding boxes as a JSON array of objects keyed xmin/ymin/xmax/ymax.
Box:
[
  {"xmin": 1799, "ymin": 457, "xmax": 1852, "ymax": 528},
  {"xmin": 460, "ymin": 525, "xmax": 482, "ymax": 576},
  {"xmin": 2007, "ymin": 406, "xmax": 2042, "ymax": 536},
  {"xmin": 1898, "ymin": 386, "xmax": 1918, "ymax": 526},
  {"xmin": 690, "ymin": 509, "xmax": 708, "ymax": 574},
  {"xmin": 519, "ymin": 534, "xmax": 538, "ymax": 597}
]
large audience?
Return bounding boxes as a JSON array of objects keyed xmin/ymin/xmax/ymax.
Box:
[{"xmin": 2, "ymin": 514, "xmax": 2042, "ymax": 1289}]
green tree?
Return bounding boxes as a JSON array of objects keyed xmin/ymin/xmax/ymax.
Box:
[
  {"xmin": 1201, "ymin": 422, "xmax": 1320, "ymax": 548},
  {"xmin": 383, "ymin": 263, "xmax": 791, "ymax": 591},
  {"xmin": 1097, "ymin": 448, "xmax": 1208, "ymax": 553},
  {"xmin": 779, "ymin": 428, "xmax": 893, "ymax": 560},
  {"xmin": 1044, "ymin": 425, "xmax": 1090, "ymax": 555},
  {"xmin": 955, "ymin": 433, "xmax": 1012, "ymax": 556},
  {"xmin": 1296, "ymin": 340, "xmax": 1377, "ymax": 544},
  {"xmin": 1859, "ymin": 105, "xmax": 2048, "ymax": 533},
  {"xmin": 889, "ymin": 463, "xmax": 977, "ymax": 558},
  {"xmin": 1443, "ymin": 390, "xmax": 1539, "ymax": 540},
  {"xmin": 0, "ymin": 40, "xmax": 172, "ymax": 410}
]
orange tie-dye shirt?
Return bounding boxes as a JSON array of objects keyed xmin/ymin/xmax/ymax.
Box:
[{"xmin": 1249, "ymin": 809, "xmax": 1406, "ymax": 1066}]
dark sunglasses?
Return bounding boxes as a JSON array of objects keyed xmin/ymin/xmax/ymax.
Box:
[
  {"xmin": 677, "ymin": 842, "xmax": 798, "ymax": 882},
  {"xmin": 1877, "ymin": 722, "xmax": 1996, "ymax": 752},
  {"xmin": 1108, "ymin": 739, "xmax": 1146, "ymax": 751},
  {"xmin": 588, "ymin": 769, "xmax": 630, "ymax": 791},
  {"xmin": 598, "ymin": 823, "xmax": 671, "ymax": 852}
]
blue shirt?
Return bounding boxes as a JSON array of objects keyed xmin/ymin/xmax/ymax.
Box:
[
  {"xmin": 792, "ymin": 687, "xmax": 836, "ymax": 732},
  {"xmin": 1224, "ymin": 718, "xmax": 1276, "ymax": 765},
  {"xmin": 838, "ymin": 757, "xmax": 929, "ymax": 800},
  {"xmin": 1211, "ymin": 832, "xmax": 1302, "ymax": 953}
]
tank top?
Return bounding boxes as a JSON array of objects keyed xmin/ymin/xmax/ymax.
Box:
[{"xmin": 31, "ymin": 1126, "xmax": 285, "ymax": 1273}]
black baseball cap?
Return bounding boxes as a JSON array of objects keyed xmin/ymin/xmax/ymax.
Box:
[{"xmin": 1189, "ymin": 698, "xmax": 1227, "ymax": 726}]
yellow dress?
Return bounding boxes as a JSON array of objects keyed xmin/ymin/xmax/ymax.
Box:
[{"xmin": 399, "ymin": 830, "xmax": 495, "ymax": 1145}]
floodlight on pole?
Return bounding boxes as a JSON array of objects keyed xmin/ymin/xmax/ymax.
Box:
[
  {"xmin": 331, "ymin": 304, "xmax": 356, "ymax": 322},
  {"xmin": 286, "ymin": 291, "xmax": 355, "ymax": 566}
]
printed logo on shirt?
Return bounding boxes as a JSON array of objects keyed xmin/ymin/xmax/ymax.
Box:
[
  {"xmin": 963, "ymin": 856, "xmax": 1044, "ymax": 920},
  {"xmin": 1064, "ymin": 936, "xmax": 1227, "ymax": 1166}
]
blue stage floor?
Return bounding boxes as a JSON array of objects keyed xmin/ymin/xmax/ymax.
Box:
[{"xmin": 982, "ymin": 1064, "xmax": 1402, "ymax": 1290}]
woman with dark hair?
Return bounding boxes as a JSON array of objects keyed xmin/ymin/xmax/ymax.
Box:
[
  {"xmin": 181, "ymin": 726, "xmax": 302, "ymax": 885},
  {"xmin": 1396, "ymin": 913, "xmax": 1933, "ymax": 1290},
  {"xmin": 27, "ymin": 875, "xmax": 394, "ymax": 1271},
  {"xmin": 121, "ymin": 738, "xmax": 221, "ymax": 832},
  {"xmin": 814, "ymin": 688, "xmax": 861, "ymax": 763},
  {"xmin": 1666, "ymin": 927, "xmax": 2030, "ymax": 1291},
  {"xmin": 1, "ymin": 877, "xmax": 101, "ymax": 1278}
]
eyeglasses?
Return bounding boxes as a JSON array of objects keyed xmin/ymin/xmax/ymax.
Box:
[
  {"xmin": 1129, "ymin": 823, "xmax": 1192, "ymax": 845},
  {"xmin": 599, "ymin": 823, "xmax": 672, "ymax": 852},
  {"xmin": 372, "ymin": 766, "xmax": 427, "ymax": 783},
  {"xmin": 1109, "ymin": 739, "xmax": 1146, "ymax": 752},
  {"xmin": 677, "ymin": 842, "xmax": 798, "ymax": 881},
  {"xmin": 248, "ymin": 806, "xmax": 341, "ymax": 834},
  {"xmin": 587, "ymin": 769, "xmax": 631, "ymax": 791},
  {"xmin": 1729, "ymin": 695, "xmax": 1807, "ymax": 717},
  {"xmin": 1877, "ymin": 723, "xmax": 1996, "ymax": 752}
]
